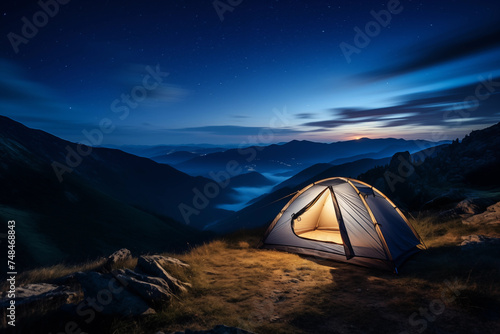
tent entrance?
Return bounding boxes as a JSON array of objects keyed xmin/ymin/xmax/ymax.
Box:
[{"xmin": 292, "ymin": 188, "xmax": 342, "ymax": 244}]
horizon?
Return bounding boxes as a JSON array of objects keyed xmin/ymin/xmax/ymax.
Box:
[
  {"xmin": 1, "ymin": 1, "xmax": 500, "ymax": 145},
  {"xmin": 2, "ymin": 113, "xmax": 487, "ymax": 149},
  {"xmin": 105, "ymin": 135, "xmax": 453, "ymax": 149}
]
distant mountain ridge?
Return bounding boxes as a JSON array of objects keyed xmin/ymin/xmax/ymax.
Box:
[
  {"xmin": 104, "ymin": 144, "xmax": 231, "ymax": 159},
  {"xmin": 174, "ymin": 138, "xmax": 450, "ymax": 176}
]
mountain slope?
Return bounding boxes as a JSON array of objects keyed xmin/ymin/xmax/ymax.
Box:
[
  {"xmin": 358, "ymin": 122, "xmax": 500, "ymax": 210},
  {"xmin": 227, "ymin": 171, "xmax": 274, "ymax": 188},
  {"xmin": 0, "ymin": 116, "xmax": 235, "ymax": 229},
  {"xmin": 272, "ymin": 157, "xmax": 390, "ymax": 192},
  {"xmin": 0, "ymin": 116, "xmax": 244, "ymax": 268}
]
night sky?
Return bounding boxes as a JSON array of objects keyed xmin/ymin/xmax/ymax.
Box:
[{"xmin": 1, "ymin": 0, "xmax": 500, "ymax": 145}]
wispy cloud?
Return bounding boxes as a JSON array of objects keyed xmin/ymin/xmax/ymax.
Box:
[
  {"xmin": 172, "ymin": 125, "xmax": 304, "ymax": 136},
  {"xmin": 0, "ymin": 58, "xmax": 80, "ymax": 137},
  {"xmin": 360, "ymin": 24, "xmax": 500, "ymax": 81},
  {"xmin": 294, "ymin": 112, "xmax": 317, "ymax": 119},
  {"xmin": 305, "ymin": 79, "xmax": 500, "ymax": 130}
]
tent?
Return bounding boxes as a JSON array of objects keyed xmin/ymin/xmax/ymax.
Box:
[{"xmin": 260, "ymin": 177, "xmax": 425, "ymax": 271}]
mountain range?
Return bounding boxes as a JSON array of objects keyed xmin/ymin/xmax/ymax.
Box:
[
  {"xmin": 207, "ymin": 123, "xmax": 500, "ymax": 233},
  {"xmin": 0, "ymin": 115, "xmax": 471, "ymax": 268},
  {"xmin": 169, "ymin": 138, "xmax": 450, "ymax": 176}
]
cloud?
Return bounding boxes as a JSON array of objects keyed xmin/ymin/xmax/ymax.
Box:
[
  {"xmin": 0, "ymin": 59, "xmax": 60, "ymax": 108},
  {"xmin": 172, "ymin": 125, "xmax": 303, "ymax": 136},
  {"xmin": 146, "ymin": 84, "xmax": 190, "ymax": 103},
  {"xmin": 304, "ymin": 78, "xmax": 500, "ymax": 130},
  {"xmin": 0, "ymin": 58, "xmax": 81, "ymax": 137},
  {"xmin": 294, "ymin": 112, "xmax": 317, "ymax": 119},
  {"xmin": 361, "ymin": 24, "xmax": 500, "ymax": 81}
]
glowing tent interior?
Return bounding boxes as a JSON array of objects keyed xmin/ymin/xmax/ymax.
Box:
[{"xmin": 260, "ymin": 177, "xmax": 425, "ymax": 271}]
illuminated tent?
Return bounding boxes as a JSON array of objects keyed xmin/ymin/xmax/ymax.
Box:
[{"xmin": 260, "ymin": 177, "xmax": 425, "ymax": 271}]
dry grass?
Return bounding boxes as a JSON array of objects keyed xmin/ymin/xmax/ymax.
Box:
[
  {"xmin": 110, "ymin": 218, "xmax": 500, "ymax": 334},
  {"xmin": 112, "ymin": 237, "xmax": 336, "ymax": 334},
  {"xmin": 0, "ymin": 256, "xmax": 139, "ymax": 293},
  {"xmin": 8, "ymin": 217, "xmax": 500, "ymax": 334},
  {"xmin": 410, "ymin": 213, "xmax": 500, "ymax": 248}
]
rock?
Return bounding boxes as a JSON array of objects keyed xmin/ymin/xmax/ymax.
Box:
[
  {"xmin": 114, "ymin": 270, "xmax": 173, "ymax": 306},
  {"xmin": 170, "ymin": 325, "xmax": 256, "ymax": 334},
  {"xmin": 156, "ymin": 255, "xmax": 190, "ymax": 268},
  {"xmin": 460, "ymin": 235, "xmax": 500, "ymax": 248},
  {"xmin": 462, "ymin": 201, "xmax": 500, "ymax": 225},
  {"xmin": 122, "ymin": 269, "xmax": 174, "ymax": 293},
  {"xmin": 105, "ymin": 248, "xmax": 132, "ymax": 269},
  {"xmin": 455, "ymin": 199, "xmax": 482, "ymax": 215},
  {"xmin": 0, "ymin": 283, "xmax": 78, "ymax": 308},
  {"xmin": 51, "ymin": 272, "xmax": 80, "ymax": 286},
  {"xmin": 270, "ymin": 315, "xmax": 281, "ymax": 322},
  {"xmin": 75, "ymin": 271, "xmax": 155, "ymax": 316},
  {"xmin": 153, "ymin": 255, "xmax": 190, "ymax": 269},
  {"xmin": 439, "ymin": 198, "xmax": 497, "ymax": 220},
  {"xmin": 136, "ymin": 256, "xmax": 191, "ymax": 294}
]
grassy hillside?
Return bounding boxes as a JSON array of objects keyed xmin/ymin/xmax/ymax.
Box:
[
  {"xmin": 0, "ymin": 163, "xmax": 213, "ymax": 270},
  {"xmin": 7, "ymin": 212, "xmax": 500, "ymax": 334}
]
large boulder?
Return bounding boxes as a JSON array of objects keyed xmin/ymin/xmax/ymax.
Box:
[
  {"xmin": 0, "ymin": 283, "xmax": 78, "ymax": 308},
  {"xmin": 136, "ymin": 256, "xmax": 191, "ymax": 294},
  {"xmin": 114, "ymin": 269, "xmax": 173, "ymax": 306},
  {"xmin": 105, "ymin": 248, "xmax": 132, "ymax": 269},
  {"xmin": 75, "ymin": 271, "xmax": 155, "ymax": 316},
  {"xmin": 462, "ymin": 201, "xmax": 500, "ymax": 225},
  {"xmin": 455, "ymin": 199, "xmax": 483, "ymax": 215},
  {"xmin": 438, "ymin": 197, "xmax": 495, "ymax": 219},
  {"xmin": 158, "ymin": 255, "xmax": 191, "ymax": 269},
  {"xmin": 123, "ymin": 268, "xmax": 174, "ymax": 293}
]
